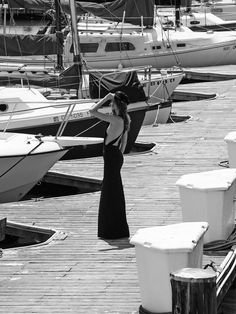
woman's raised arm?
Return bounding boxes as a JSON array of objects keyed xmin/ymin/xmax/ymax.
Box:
[{"xmin": 89, "ymin": 93, "xmax": 115, "ymax": 122}]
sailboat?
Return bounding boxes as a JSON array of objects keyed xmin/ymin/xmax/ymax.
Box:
[
  {"xmin": 62, "ymin": 13, "xmax": 236, "ymax": 69},
  {"xmin": 193, "ymin": 0, "xmax": 236, "ymax": 22},
  {"xmin": 4, "ymin": 0, "xmax": 236, "ymax": 69},
  {"xmin": 0, "ymin": 63, "xmax": 184, "ymax": 107},
  {"xmin": 0, "ymin": 1, "xmax": 184, "ymax": 107},
  {"xmin": 0, "ymin": 0, "xmax": 162, "ymax": 158},
  {"xmin": 158, "ymin": 10, "xmax": 236, "ymax": 32},
  {"xmin": 0, "ymin": 0, "xmax": 182, "ymax": 130},
  {"xmin": 156, "ymin": 6, "xmax": 236, "ymax": 32},
  {"xmin": 54, "ymin": 0, "xmax": 236, "ymax": 69},
  {"xmin": 0, "ymin": 131, "xmax": 102, "ymax": 203},
  {"xmin": 0, "ymin": 84, "xmax": 152, "ymax": 158},
  {"xmin": 5, "ymin": 0, "xmax": 233, "ymax": 69}
]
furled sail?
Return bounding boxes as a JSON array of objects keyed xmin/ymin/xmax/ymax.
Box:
[
  {"xmin": 0, "ymin": 64, "xmax": 80, "ymax": 89},
  {"xmin": 61, "ymin": 0, "xmax": 154, "ymax": 26},
  {"xmin": 155, "ymin": 0, "xmax": 192, "ymax": 7},
  {"xmin": 0, "ymin": 33, "xmax": 63, "ymax": 56},
  {"xmin": 89, "ymin": 70, "xmax": 147, "ymax": 102},
  {"xmin": 6, "ymin": 0, "xmax": 53, "ymax": 10},
  {"xmin": 7, "ymin": 0, "xmax": 155, "ymax": 27},
  {"xmin": 72, "ymin": 0, "xmax": 155, "ymax": 27}
]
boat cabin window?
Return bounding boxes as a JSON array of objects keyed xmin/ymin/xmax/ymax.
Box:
[
  {"xmin": 105, "ymin": 42, "xmax": 135, "ymax": 52},
  {"xmin": 211, "ymin": 8, "xmax": 223, "ymax": 13},
  {"xmin": 70, "ymin": 43, "xmax": 99, "ymax": 53},
  {"xmin": 177, "ymin": 43, "xmax": 186, "ymax": 47},
  {"xmin": 152, "ymin": 45, "xmax": 161, "ymax": 50},
  {"xmin": 190, "ymin": 20, "xmax": 200, "ymax": 25},
  {"xmin": 0, "ymin": 104, "xmax": 8, "ymax": 112}
]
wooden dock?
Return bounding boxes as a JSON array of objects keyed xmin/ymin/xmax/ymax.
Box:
[{"xmin": 1, "ymin": 67, "xmax": 236, "ymax": 313}]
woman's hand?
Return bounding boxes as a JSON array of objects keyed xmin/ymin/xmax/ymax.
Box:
[
  {"xmin": 90, "ymin": 93, "xmax": 114, "ymax": 113},
  {"xmin": 107, "ymin": 93, "xmax": 114, "ymax": 101}
]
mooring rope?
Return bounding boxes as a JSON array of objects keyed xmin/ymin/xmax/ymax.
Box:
[{"xmin": 204, "ymin": 228, "xmax": 236, "ymax": 252}]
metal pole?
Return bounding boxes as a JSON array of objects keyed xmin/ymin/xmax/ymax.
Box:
[
  {"xmin": 3, "ymin": 2, "xmax": 7, "ymax": 36},
  {"xmin": 175, "ymin": 0, "xmax": 181, "ymax": 28},
  {"xmin": 55, "ymin": 0, "xmax": 63, "ymax": 70},
  {"xmin": 69, "ymin": 0, "xmax": 83, "ymax": 97}
]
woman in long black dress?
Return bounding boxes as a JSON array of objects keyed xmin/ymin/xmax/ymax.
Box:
[{"xmin": 89, "ymin": 91, "xmax": 131, "ymax": 239}]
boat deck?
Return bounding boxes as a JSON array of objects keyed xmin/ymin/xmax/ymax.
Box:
[{"xmin": 1, "ymin": 67, "xmax": 236, "ymax": 313}]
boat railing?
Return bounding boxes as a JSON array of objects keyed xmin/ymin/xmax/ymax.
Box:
[{"xmin": 0, "ymin": 97, "xmax": 94, "ymax": 137}]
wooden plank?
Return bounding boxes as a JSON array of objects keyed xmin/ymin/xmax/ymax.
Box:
[{"xmin": 0, "ymin": 69, "xmax": 236, "ymax": 313}]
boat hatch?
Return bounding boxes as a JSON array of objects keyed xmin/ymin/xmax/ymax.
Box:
[
  {"xmin": 0, "ymin": 219, "xmax": 60, "ymax": 249},
  {"xmin": 23, "ymin": 171, "xmax": 102, "ymax": 201}
]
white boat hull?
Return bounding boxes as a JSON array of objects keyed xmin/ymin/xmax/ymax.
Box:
[
  {"xmin": 143, "ymin": 101, "xmax": 172, "ymax": 126},
  {"xmin": 63, "ymin": 26, "xmax": 236, "ymax": 69},
  {"xmin": 0, "ymin": 182, "xmax": 38, "ymax": 204},
  {"xmin": 75, "ymin": 42, "xmax": 236, "ymax": 69},
  {"xmin": 0, "ymin": 131, "xmax": 104, "ymax": 203},
  {"xmin": 1, "ymin": 16, "xmax": 236, "ymax": 69},
  {"xmin": 139, "ymin": 72, "xmax": 184, "ymax": 102},
  {"xmin": 1, "ymin": 25, "xmax": 236, "ymax": 69},
  {"xmin": 0, "ymin": 87, "xmax": 149, "ymax": 156},
  {"xmin": 0, "ymin": 149, "xmax": 67, "ymax": 203}
]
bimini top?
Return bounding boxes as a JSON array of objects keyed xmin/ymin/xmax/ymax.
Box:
[{"xmin": 130, "ymin": 222, "xmax": 208, "ymax": 252}]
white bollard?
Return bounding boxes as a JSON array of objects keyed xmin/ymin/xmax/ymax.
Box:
[
  {"xmin": 176, "ymin": 169, "xmax": 236, "ymax": 243},
  {"xmin": 130, "ymin": 222, "xmax": 208, "ymax": 314},
  {"xmin": 224, "ymin": 131, "xmax": 236, "ymax": 168}
]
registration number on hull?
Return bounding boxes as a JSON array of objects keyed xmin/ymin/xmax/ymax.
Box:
[{"xmin": 53, "ymin": 111, "xmax": 91, "ymax": 123}]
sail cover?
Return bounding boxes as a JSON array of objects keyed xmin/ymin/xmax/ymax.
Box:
[
  {"xmin": 7, "ymin": 0, "xmax": 154, "ymax": 27},
  {"xmin": 0, "ymin": 33, "xmax": 63, "ymax": 56},
  {"xmin": 0, "ymin": 64, "xmax": 80, "ymax": 90},
  {"xmin": 6, "ymin": 0, "xmax": 53, "ymax": 10},
  {"xmin": 89, "ymin": 70, "xmax": 147, "ymax": 103},
  {"xmin": 155, "ymin": 0, "xmax": 188, "ymax": 6},
  {"xmin": 73, "ymin": 0, "xmax": 155, "ymax": 27}
]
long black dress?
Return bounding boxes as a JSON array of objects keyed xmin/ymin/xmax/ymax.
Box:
[{"xmin": 97, "ymin": 131, "xmax": 130, "ymax": 239}]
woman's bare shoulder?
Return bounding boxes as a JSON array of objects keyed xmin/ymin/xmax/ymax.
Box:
[{"xmin": 109, "ymin": 115, "xmax": 123, "ymax": 125}]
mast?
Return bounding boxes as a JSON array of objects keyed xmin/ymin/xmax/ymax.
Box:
[
  {"xmin": 55, "ymin": 0, "xmax": 63, "ymax": 70},
  {"xmin": 1, "ymin": 0, "xmax": 7, "ymax": 36},
  {"xmin": 175, "ymin": 0, "xmax": 181, "ymax": 28},
  {"xmin": 69, "ymin": 0, "xmax": 83, "ymax": 96}
]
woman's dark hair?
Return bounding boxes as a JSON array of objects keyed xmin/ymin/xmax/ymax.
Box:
[{"xmin": 114, "ymin": 91, "xmax": 131, "ymax": 132}]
